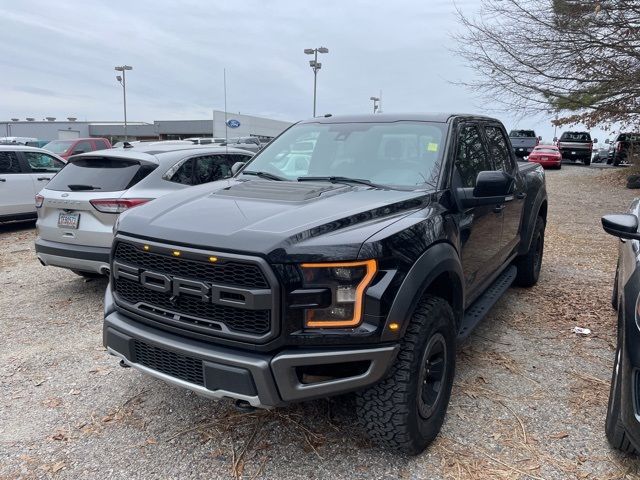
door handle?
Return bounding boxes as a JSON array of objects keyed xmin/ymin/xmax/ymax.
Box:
[
  {"xmin": 493, "ymin": 204, "xmax": 506, "ymax": 214},
  {"xmin": 516, "ymin": 192, "xmax": 526, "ymax": 200},
  {"xmin": 37, "ymin": 177, "xmax": 50, "ymax": 181},
  {"xmin": 0, "ymin": 178, "xmax": 5, "ymax": 182}
]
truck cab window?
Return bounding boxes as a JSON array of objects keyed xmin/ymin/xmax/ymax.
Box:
[
  {"xmin": 453, "ymin": 125, "xmax": 491, "ymax": 188},
  {"xmin": 484, "ymin": 125, "xmax": 514, "ymax": 173}
]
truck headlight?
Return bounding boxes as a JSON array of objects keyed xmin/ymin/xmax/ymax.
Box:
[{"xmin": 300, "ymin": 260, "xmax": 377, "ymax": 328}]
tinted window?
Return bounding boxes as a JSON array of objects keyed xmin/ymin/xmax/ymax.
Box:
[
  {"xmin": 485, "ymin": 126, "xmax": 512, "ymax": 172},
  {"xmin": 94, "ymin": 140, "xmax": 108, "ymax": 150},
  {"xmin": 244, "ymin": 121, "xmax": 446, "ymax": 188},
  {"xmin": 509, "ymin": 130, "xmax": 535, "ymax": 138},
  {"xmin": 454, "ymin": 125, "xmax": 491, "ymax": 188},
  {"xmin": 170, "ymin": 158, "xmax": 195, "ymax": 185},
  {"xmin": 23, "ymin": 152, "xmax": 65, "ymax": 172},
  {"xmin": 73, "ymin": 141, "xmax": 93, "ymax": 154},
  {"xmin": 193, "ymin": 155, "xmax": 234, "ymax": 184},
  {"xmin": 0, "ymin": 151, "xmax": 21, "ymax": 174},
  {"xmin": 46, "ymin": 157, "xmax": 156, "ymax": 192},
  {"xmin": 560, "ymin": 132, "xmax": 591, "ymax": 142}
]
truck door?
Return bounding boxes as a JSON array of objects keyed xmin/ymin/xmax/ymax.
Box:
[
  {"xmin": 451, "ymin": 123, "xmax": 504, "ymax": 301},
  {"xmin": 484, "ymin": 124, "xmax": 525, "ymax": 263}
]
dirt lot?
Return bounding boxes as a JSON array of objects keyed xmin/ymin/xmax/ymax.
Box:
[{"xmin": 1, "ymin": 165, "xmax": 640, "ymax": 479}]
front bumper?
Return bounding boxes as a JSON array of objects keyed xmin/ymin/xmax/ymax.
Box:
[
  {"xmin": 35, "ymin": 238, "xmax": 110, "ymax": 274},
  {"xmin": 104, "ymin": 311, "xmax": 398, "ymax": 408}
]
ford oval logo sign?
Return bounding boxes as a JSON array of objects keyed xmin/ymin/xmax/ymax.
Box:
[{"xmin": 226, "ymin": 119, "xmax": 241, "ymax": 129}]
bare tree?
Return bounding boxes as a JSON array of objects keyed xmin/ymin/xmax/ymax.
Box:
[{"xmin": 454, "ymin": 0, "xmax": 640, "ymax": 129}]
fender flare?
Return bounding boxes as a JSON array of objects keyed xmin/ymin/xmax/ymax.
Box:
[
  {"xmin": 519, "ymin": 190, "xmax": 547, "ymax": 255},
  {"xmin": 381, "ymin": 242, "xmax": 463, "ymax": 341}
]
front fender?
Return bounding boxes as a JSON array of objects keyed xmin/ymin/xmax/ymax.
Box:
[{"xmin": 380, "ymin": 242, "xmax": 463, "ymax": 341}]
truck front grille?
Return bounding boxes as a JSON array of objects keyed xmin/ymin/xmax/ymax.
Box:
[
  {"xmin": 112, "ymin": 239, "xmax": 278, "ymax": 343},
  {"xmin": 133, "ymin": 340, "xmax": 204, "ymax": 386}
]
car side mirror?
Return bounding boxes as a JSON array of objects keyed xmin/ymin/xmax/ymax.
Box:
[
  {"xmin": 553, "ymin": 137, "xmax": 558, "ymax": 143},
  {"xmin": 231, "ymin": 161, "xmax": 246, "ymax": 176},
  {"xmin": 456, "ymin": 171, "xmax": 515, "ymax": 209},
  {"xmin": 602, "ymin": 214, "xmax": 640, "ymax": 240},
  {"xmin": 593, "ymin": 138, "xmax": 598, "ymax": 143},
  {"xmin": 538, "ymin": 136, "xmax": 542, "ymax": 141},
  {"xmin": 605, "ymin": 139, "xmax": 610, "ymax": 144}
]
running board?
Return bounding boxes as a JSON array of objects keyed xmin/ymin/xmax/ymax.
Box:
[{"xmin": 457, "ymin": 265, "xmax": 517, "ymax": 341}]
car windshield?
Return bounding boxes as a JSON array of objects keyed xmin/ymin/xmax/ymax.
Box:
[
  {"xmin": 240, "ymin": 121, "xmax": 447, "ymax": 189},
  {"xmin": 509, "ymin": 130, "xmax": 535, "ymax": 137},
  {"xmin": 43, "ymin": 140, "xmax": 74, "ymax": 154}
]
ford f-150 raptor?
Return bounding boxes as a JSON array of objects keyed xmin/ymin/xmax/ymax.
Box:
[{"xmin": 103, "ymin": 113, "xmax": 548, "ymax": 454}]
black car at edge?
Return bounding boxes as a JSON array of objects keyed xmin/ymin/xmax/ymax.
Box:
[
  {"xmin": 104, "ymin": 113, "xmax": 548, "ymax": 454},
  {"xmin": 602, "ymin": 205, "xmax": 640, "ymax": 454}
]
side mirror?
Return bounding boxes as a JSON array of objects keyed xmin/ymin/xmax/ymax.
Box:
[
  {"xmin": 602, "ymin": 214, "xmax": 640, "ymax": 240},
  {"xmin": 593, "ymin": 138, "xmax": 598, "ymax": 143},
  {"xmin": 553, "ymin": 137, "xmax": 558, "ymax": 143},
  {"xmin": 456, "ymin": 171, "xmax": 515, "ymax": 209},
  {"xmin": 231, "ymin": 161, "xmax": 246, "ymax": 176},
  {"xmin": 538, "ymin": 136, "xmax": 542, "ymax": 141}
]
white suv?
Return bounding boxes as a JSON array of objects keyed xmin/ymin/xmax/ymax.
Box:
[{"xmin": 0, "ymin": 145, "xmax": 65, "ymax": 222}]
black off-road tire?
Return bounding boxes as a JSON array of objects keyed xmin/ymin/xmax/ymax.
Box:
[
  {"xmin": 513, "ymin": 216, "xmax": 545, "ymax": 287},
  {"xmin": 355, "ymin": 295, "xmax": 456, "ymax": 455},
  {"xmin": 584, "ymin": 157, "xmax": 591, "ymax": 166},
  {"xmin": 605, "ymin": 323, "xmax": 637, "ymax": 454}
]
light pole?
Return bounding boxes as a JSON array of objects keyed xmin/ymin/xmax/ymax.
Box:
[
  {"xmin": 304, "ymin": 47, "xmax": 328, "ymax": 117},
  {"xmin": 370, "ymin": 96, "xmax": 380, "ymax": 113},
  {"xmin": 115, "ymin": 65, "xmax": 133, "ymax": 141}
]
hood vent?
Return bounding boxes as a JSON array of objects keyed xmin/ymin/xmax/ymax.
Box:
[{"xmin": 214, "ymin": 180, "xmax": 347, "ymax": 202}]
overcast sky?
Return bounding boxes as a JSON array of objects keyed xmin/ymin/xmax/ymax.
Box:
[{"xmin": 0, "ymin": 0, "xmax": 609, "ymax": 142}]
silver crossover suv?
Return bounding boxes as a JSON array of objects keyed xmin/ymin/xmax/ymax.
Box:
[{"xmin": 35, "ymin": 143, "xmax": 253, "ymax": 277}]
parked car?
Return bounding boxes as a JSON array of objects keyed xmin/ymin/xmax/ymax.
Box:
[
  {"xmin": 509, "ymin": 129, "xmax": 541, "ymax": 158},
  {"xmin": 0, "ymin": 145, "xmax": 65, "ymax": 222},
  {"xmin": 606, "ymin": 133, "xmax": 640, "ymax": 166},
  {"xmin": 43, "ymin": 138, "xmax": 112, "ymax": 160},
  {"xmin": 35, "ymin": 144, "xmax": 253, "ymax": 278},
  {"xmin": 601, "ymin": 205, "xmax": 640, "ymax": 454},
  {"xmin": 527, "ymin": 145, "xmax": 562, "ymax": 169},
  {"xmin": 592, "ymin": 141, "xmax": 612, "ymax": 163},
  {"xmin": 104, "ymin": 113, "xmax": 548, "ymax": 454},
  {"xmin": 556, "ymin": 131, "xmax": 596, "ymax": 166}
]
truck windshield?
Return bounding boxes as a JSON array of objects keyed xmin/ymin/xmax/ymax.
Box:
[{"xmin": 241, "ymin": 121, "xmax": 447, "ymax": 189}]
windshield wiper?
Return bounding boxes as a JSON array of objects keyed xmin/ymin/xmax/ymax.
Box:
[
  {"xmin": 297, "ymin": 176, "xmax": 398, "ymax": 190},
  {"xmin": 67, "ymin": 184, "xmax": 102, "ymax": 191},
  {"xmin": 241, "ymin": 170, "xmax": 287, "ymax": 181}
]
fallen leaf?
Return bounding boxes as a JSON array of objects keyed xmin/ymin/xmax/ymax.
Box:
[
  {"xmin": 549, "ymin": 431, "xmax": 569, "ymax": 440},
  {"xmin": 68, "ymin": 389, "xmax": 81, "ymax": 395},
  {"xmin": 51, "ymin": 461, "xmax": 65, "ymax": 473}
]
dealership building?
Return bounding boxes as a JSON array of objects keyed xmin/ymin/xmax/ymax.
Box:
[{"xmin": 0, "ymin": 110, "xmax": 292, "ymax": 143}]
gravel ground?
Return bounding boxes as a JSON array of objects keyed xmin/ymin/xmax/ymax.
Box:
[{"xmin": 2, "ymin": 165, "xmax": 640, "ymax": 479}]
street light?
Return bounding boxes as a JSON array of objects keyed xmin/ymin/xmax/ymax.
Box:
[
  {"xmin": 304, "ymin": 47, "xmax": 329, "ymax": 117},
  {"xmin": 114, "ymin": 65, "xmax": 133, "ymax": 141},
  {"xmin": 370, "ymin": 96, "xmax": 380, "ymax": 113}
]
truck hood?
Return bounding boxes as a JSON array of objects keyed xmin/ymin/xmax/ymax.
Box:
[{"xmin": 117, "ymin": 179, "xmax": 431, "ymax": 261}]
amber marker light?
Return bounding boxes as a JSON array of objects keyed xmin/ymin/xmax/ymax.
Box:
[
  {"xmin": 389, "ymin": 322, "xmax": 400, "ymax": 331},
  {"xmin": 143, "ymin": 245, "xmax": 150, "ymax": 251},
  {"xmin": 209, "ymin": 256, "xmax": 218, "ymax": 263},
  {"xmin": 301, "ymin": 259, "xmax": 377, "ymax": 328},
  {"xmin": 172, "ymin": 250, "xmax": 181, "ymax": 257}
]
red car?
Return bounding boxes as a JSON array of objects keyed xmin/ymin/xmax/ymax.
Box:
[
  {"xmin": 527, "ymin": 145, "xmax": 562, "ymax": 169},
  {"xmin": 43, "ymin": 138, "xmax": 111, "ymax": 160}
]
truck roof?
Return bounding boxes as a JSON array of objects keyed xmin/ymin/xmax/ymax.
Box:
[{"xmin": 298, "ymin": 113, "xmax": 500, "ymax": 124}]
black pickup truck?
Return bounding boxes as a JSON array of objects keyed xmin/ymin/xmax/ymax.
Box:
[{"xmin": 104, "ymin": 113, "xmax": 548, "ymax": 454}]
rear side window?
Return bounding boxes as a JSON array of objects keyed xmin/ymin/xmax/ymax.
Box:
[
  {"xmin": 484, "ymin": 126, "xmax": 513, "ymax": 172},
  {"xmin": 23, "ymin": 152, "xmax": 65, "ymax": 173},
  {"xmin": 0, "ymin": 151, "xmax": 21, "ymax": 174},
  {"xmin": 45, "ymin": 157, "xmax": 157, "ymax": 192},
  {"xmin": 193, "ymin": 155, "xmax": 234, "ymax": 184}
]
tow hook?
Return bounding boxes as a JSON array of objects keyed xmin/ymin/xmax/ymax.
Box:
[
  {"xmin": 119, "ymin": 359, "xmax": 131, "ymax": 369},
  {"xmin": 234, "ymin": 399, "xmax": 256, "ymax": 413}
]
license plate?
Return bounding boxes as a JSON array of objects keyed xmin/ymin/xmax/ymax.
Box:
[{"xmin": 58, "ymin": 212, "xmax": 80, "ymax": 229}]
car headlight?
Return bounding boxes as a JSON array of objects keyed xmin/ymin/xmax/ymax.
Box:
[{"xmin": 300, "ymin": 260, "xmax": 377, "ymax": 328}]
